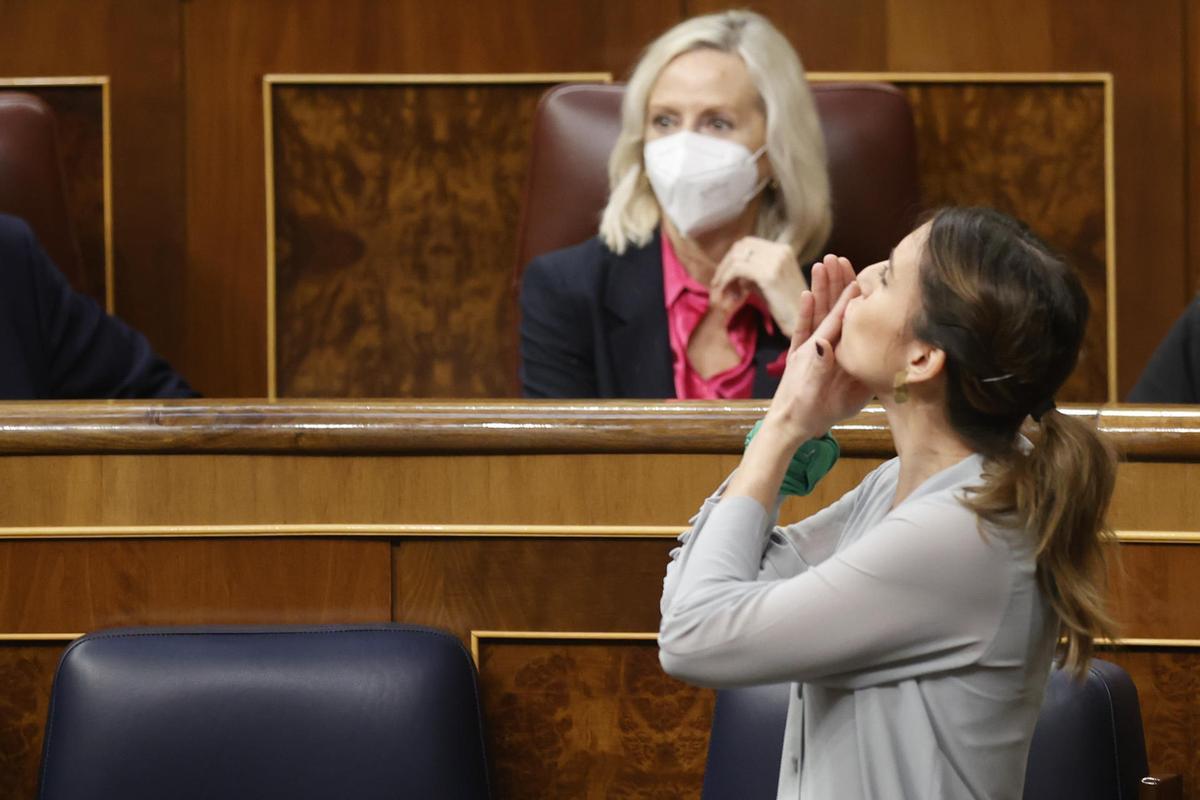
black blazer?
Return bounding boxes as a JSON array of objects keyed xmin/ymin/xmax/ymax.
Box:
[
  {"xmin": 1127, "ymin": 295, "xmax": 1200, "ymax": 404},
  {"xmin": 0, "ymin": 214, "xmax": 196, "ymax": 399},
  {"xmin": 518, "ymin": 231, "xmax": 789, "ymax": 399}
]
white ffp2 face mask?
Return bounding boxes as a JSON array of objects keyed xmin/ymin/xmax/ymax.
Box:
[{"xmin": 643, "ymin": 131, "xmax": 768, "ymax": 237}]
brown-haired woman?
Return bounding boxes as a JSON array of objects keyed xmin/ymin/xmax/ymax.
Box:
[{"xmin": 659, "ymin": 206, "xmax": 1117, "ymax": 799}]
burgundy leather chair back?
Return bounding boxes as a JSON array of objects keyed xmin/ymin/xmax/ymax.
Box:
[
  {"xmin": 0, "ymin": 92, "xmax": 87, "ymax": 291},
  {"xmin": 515, "ymin": 81, "xmax": 919, "ymax": 275}
]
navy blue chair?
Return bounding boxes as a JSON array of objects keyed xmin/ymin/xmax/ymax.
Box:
[
  {"xmin": 38, "ymin": 624, "xmax": 491, "ymax": 800},
  {"xmin": 702, "ymin": 660, "xmax": 1179, "ymax": 800}
]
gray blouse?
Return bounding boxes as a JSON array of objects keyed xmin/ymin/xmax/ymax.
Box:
[{"xmin": 659, "ymin": 454, "xmax": 1059, "ymax": 800}]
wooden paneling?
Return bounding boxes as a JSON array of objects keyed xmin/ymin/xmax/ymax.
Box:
[
  {"xmin": 0, "ymin": 403, "xmax": 1197, "ymax": 796},
  {"xmin": 393, "ymin": 540, "xmax": 672, "ymax": 641},
  {"xmin": 0, "ymin": 539, "xmax": 392, "ymax": 631},
  {"xmin": 699, "ymin": 0, "xmax": 1186, "ymax": 399},
  {"xmin": 271, "ymin": 82, "xmax": 552, "ymax": 397},
  {"xmin": 901, "ymin": 81, "xmax": 1107, "ymax": 401},
  {"xmin": 182, "ymin": 0, "xmax": 678, "ymax": 396},
  {"xmin": 0, "ymin": 0, "xmax": 186, "ymax": 372},
  {"xmin": 478, "ymin": 639, "xmax": 713, "ymax": 799},
  {"xmin": 1110, "ymin": 544, "xmax": 1200, "ymax": 640},
  {"xmin": 0, "ymin": 645, "xmax": 61, "ymax": 800},
  {"xmin": 1108, "ymin": 649, "xmax": 1200, "ymax": 799}
]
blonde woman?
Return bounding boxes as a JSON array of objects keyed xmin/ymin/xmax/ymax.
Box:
[
  {"xmin": 519, "ymin": 10, "xmax": 835, "ymax": 399},
  {"xmin": 660, "ymin": 207, "xmax": 1118, "ymax": 798}
]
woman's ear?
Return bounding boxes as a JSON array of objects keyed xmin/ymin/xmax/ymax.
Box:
[{"xmin": 904, "ymin": 344, "xmax": 946, "ymax": 387}]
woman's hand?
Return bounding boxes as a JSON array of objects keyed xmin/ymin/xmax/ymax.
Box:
[
  {"xmin": 711, "ymin": 239, "xmax": 854, "ymax": 337},
  {"xmin": 763, "ymin": 279, "xmax": 873, "ymax": 445}
]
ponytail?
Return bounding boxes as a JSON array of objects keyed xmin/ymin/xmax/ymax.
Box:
[
  {"xmin": 963, "ymin": 410, "xmax": 1118, "ymax": 679},
  {"xmin": 913, "ymin": 207, "xmax": 1120, "ymax": 680}
]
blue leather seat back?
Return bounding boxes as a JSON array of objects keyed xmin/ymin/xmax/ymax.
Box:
[
  {"xmin": 38, "ymin": 625, "xmax": 491, "ymax": 800},
  {"xmin": 703, "ymin": 660, "xmax": 1148, "ymax": 800},
  {"xmin": 702, "ymin": 681, "xmax": 790, "ymax": 800},
  {"xmin": 1022, "ymin": 659, "xmax": 1149, "ymax": 800}
]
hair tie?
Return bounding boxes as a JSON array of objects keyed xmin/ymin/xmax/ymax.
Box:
[
  {"xmin": 1031, "ymin": 398, "xmax": 1057, "ymax": 422},
  {"xmin": 744, "ymin": 420, "xmax": 839, "ymax": 496}
]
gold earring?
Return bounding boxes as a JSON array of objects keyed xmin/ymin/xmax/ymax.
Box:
[{"xmin": 892, "ymin": 370, "xmax": 909, "ymax": 403}]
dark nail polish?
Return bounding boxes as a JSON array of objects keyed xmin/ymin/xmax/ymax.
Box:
[{"xmin": 815, "ymin": 343, "xmax": 824, "ymax": 357}]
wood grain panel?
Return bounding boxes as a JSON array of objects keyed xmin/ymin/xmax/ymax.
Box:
[
  {"xmin": 0, "ymin": 644, "xmax": 61, "ymax": 800},
  {"xmin": 478, "ymin": 639, "xmax": 713, "ymax": 799},
  {"xmin": 902, "ymin": 82, "xmax": 1107, "ymax": 401},
  {"xmin": 184, "ymin": 0, "xmax": 679, "ymax": 396},
  {"xmin": 0, "ymin": 539, "xmax": 391, "ymax": 631},
  {"xmin": 1106, "ymin": 649, "xmax": 1200, "ymax": 799},
  {"xmin": 1110, "ymin": 544, "xmax": 1200, "ymax": 640},
  {"xmin": 393, "ymin": 540, "xmax": 674, "ymax": 641},
  {"xmin": 0, "ymin": 452, "xmax": 889, "ymax": 528},
  {"xmin": 272, "ymin": 82, "xmax": 549, "ymax": 397},
  {"xmin": 703, "ymin": 0, "xmax": 1186, "ymax": 401}
]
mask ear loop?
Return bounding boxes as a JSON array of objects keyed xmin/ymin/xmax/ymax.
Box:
[{"xmin": 743, "ymin": 146, "xmax": 771, "ymax": 203}]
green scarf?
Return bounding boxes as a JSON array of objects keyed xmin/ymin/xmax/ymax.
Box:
[{"xmin": 743, "ymin": 419, "xmax": 839, "ymax": 496}]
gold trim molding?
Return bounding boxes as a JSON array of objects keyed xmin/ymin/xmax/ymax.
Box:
[
  {"xmin": 0, "ymin": 76, "xmax": 114, "ymax": 313},
  {"xmin": 0, "ymin": 522, "xmax": 1189, "ymax": 543},
  {"xmin": 466, "ymin": 629, "xmax": 1200, "ymax": 666},
  {"xmin": 261, "ymin": 70, "xmax": 1117, "ymax": 401}
]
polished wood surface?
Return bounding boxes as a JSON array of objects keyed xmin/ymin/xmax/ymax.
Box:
[
  {"xmin": 3, "ymin": 401, "xmax": 1200, "ymax": 457},
  {"xmin": 479, "ymin": 639, "xmax": 712, "ymax": 799},
  {"xmin": 902, "ymin": 81, "xmax": 1107, "ymax": 400},
  {"xmin": 0, "ymin": 402, "xmax": 1196, "ymax": 797},
  {"xmin": 271, "ymin": 81, "xmax": 550, "ymax": 397},
  {"xmin": 0, "ymin": 645, "xmax": 60, "ymax": 800},
  {"xmin": 711, "ymin": 0, "xmax": 1189, "ymax": 398},
  {"xmin": 183, "ymin": 0, "xmax": 674, "ymax": 396}
]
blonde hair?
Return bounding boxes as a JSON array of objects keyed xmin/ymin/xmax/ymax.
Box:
[{"xmin": 599, "ymin": 10, "xmax": 831, "ymax": 259}]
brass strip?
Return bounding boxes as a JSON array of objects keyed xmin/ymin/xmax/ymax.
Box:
[
  {"xmin": 1097, "ymin": 638, "xmax": 1200, "ymax": 649},
  {"xmin": 807, "ymin": 71, "xmax": 1113, "ymax": 83},
  {"xmin": 0, "ymin": 76, "xmax": 108, "ymax": 86},
  {"xmin": 1114, "ymin": 531, "xmax": 1200, "ymax": 544},
  {"xmin": 263, "ymin": 77, "xmax": 277, "ymax": 399},
  {"xmin": 0, "ymin": 523, "xmax": 1192, "ymax": 542},
  {"xmin": 470, "ymin": 629, "xmax": 658, "ymax": 665},
  {"xmin": 262, "ymin": 71, "xmax": 611, "ymax": 398},
  {"xmin": 101, "ymin": 77, "xmax": 114, "ymax": 314},
  {"xmin": 0, "ymin": 633, "xmax": 83, "ymax": 642},
  {"xmin": 0, "ymin": 523, "xmax": 683, "ymax": 540},
  {"xmin": 264, "ymin": 72, "xmax": 612, "ymax": 85},
  {"xmin": 1104, "ymin": 74, "xmax": 1117, "ymax": 400}
]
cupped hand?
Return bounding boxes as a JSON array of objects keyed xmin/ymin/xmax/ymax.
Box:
[{"xmin": 764, "ymin": 279, "xmax": 873, "ymax": 442}]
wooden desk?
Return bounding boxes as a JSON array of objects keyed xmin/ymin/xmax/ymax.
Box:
[{"xmin": 0, "ymin": 401, "xmax": 1196, "ymax": 798}]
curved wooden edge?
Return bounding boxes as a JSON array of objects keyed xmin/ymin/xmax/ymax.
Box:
[{"xmin": 0, "ymin": 400, "xmax": 1196, "ymax": 458}]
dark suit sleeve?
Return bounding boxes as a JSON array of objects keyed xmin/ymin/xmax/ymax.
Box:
[
  {"xmin": 1127, "ymin": 297, "xmax": 1200, "ymax": 403},
  {"xmin": 21, "ymin": 223, "xmax": 198, "ymax": 399},
  {"xmin": 518, "ymin": 253, "xmax": 597, "ymax": 398}
]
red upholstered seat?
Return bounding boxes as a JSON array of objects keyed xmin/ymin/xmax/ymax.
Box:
[
  {"xmin": 0, "ymin": 92, "xmax": 87, "ymax": 291},
  {"xmin": 515, "ymin": 81, "xmax": 921, "ymax": 277}
]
